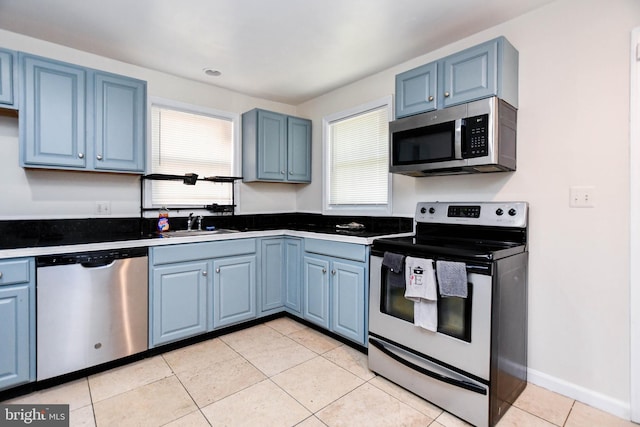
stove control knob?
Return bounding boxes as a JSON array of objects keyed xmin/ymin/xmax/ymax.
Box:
[
  {"xmin": 420, "ymin": 207, "xmax": 427, "ymax": 214},
  {"xmin": 508, "ymin": 208, "xmax": 517, "ymax": 216},
  {"xmin": 496, "ymin": 208, "xmax": 504, "ymax": 216},
  {"xmin": 428, "ymin": 207, "xmax": 435, "ymax": 214}
]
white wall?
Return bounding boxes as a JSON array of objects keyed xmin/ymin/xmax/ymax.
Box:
[
  {"xmin": 0, "ymin": 29, "xmax": 301, "ymax": 219},
  {"xmin": 297, "ymin": 0, "xmax": 640, "ymax": 418}
]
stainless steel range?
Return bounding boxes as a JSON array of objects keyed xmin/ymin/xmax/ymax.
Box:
[{"xmin": 368, "ymin": 201, "xmax": 528, "ymax": 427}]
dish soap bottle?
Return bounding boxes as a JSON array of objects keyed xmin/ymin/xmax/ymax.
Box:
[{"xmin": 157, "ymin": 207, "xmax": 170, "ymax": 232}]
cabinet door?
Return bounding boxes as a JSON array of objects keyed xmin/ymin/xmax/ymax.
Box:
[
  {"xmin": 287, "ymin": 117, "xmax": 311, "ymax": 182},
  {"xmin": 21, "ymin": 54, "xmax": 87, "ymax": 168},
  {"xmin": 0, "ymin": 49, "xmax": 16, "ymax": 107},
  {"xmin": 151, "ymin": 261, "xmax": 208, "ymax": 347},
  {"xmin": 331, "ymin": 260, "xmax": 366, "ymax": 345},
  {"xmin": 395, "ymin": 61, "xmax": 437, "ymax": 118},
  {"xmin": 213, "ymin": 255, "xmax": 257, "ymax": 328},
  {"xmin": 303, "ymin": 256, "xmax": 330, "ymax": 329},
  {"xmin": 94, "ymin": 72, "xmax": 145, "ymax": 172},
  {"xmin": 0, "ymin": 284, "xmax": 31, "ymax": 390},
  {"xmin": 260, "ymin": 238, "xmax": 284, "ymax": 313},
  {"xmin": 442, "ymin": 41, "xmax": 497, "ymax": 108},
  {"xmin": 257, "ymin": 110, "xmax": 287, "ymax": 181},
  {"xmin": 284, "ymin": 238, "xmax": 302, "ymax": 314}
]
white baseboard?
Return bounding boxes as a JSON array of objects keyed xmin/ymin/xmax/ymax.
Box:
[{"xmin": 527, "ymin": 367, "xmax": 631, "ymax": 421}]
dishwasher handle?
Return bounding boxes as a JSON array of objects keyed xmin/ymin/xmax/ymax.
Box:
[{"xmin": 80, "ymin": 258, "xmax": 116, "ymax": 268}]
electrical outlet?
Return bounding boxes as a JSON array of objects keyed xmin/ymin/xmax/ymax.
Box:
[
  {"xmin": 569, "ymin": 186, "xmax": 595, "ymax": 208},
  {"xmin": 95, "ymin": 201, "xmax": 111, "ymax": 215}
]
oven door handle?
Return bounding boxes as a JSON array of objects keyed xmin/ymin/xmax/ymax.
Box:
[{"xmin": 369, "ymin": 338, "xmax": 487, "ymax": 395}]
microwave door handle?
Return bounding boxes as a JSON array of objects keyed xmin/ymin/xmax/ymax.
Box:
[{"xmin": 454, "ymin": 119, "xmax": 463, "ymax": 159}]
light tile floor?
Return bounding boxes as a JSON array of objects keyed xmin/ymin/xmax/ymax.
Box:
[{"xmin": 3, "ymin": 317, "xmax": 637, "ymax": 427}]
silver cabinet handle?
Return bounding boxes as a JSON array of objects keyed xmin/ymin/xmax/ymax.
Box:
[
  {"xmin": 331, "ymin": 270, "xmax": 336, "ymax": 275},
  {"xmin": 444, "ymin": 92, "xmax": 450, "ymax": 98},
  {"xmin": 0, "ymin": 271, "xmax": 3, "ymax": 279},
  {"xmin": 428, "ymin": 96, "xmax": 434, "ymax": 101},
  {"xmin": 97, "ymin": 155, "xmax": 103, "ymax": 161},
  {"xmin": 322, "ymin": 268, "xmax": 327, "ymax": 274},
  {"xmin": 281, "ymin": 170, "xmax": 285, "ymax": 174},
  {"xmin": 78, "ymin": 153, "xmax": 85, "ymax": 159},
  {"xmin": 216, "ymin": 268, "xmax": 221, "ymax": 273},
  {"xmin": 202, "ymin": 271, "xmax": 207, "ymax": 276}
]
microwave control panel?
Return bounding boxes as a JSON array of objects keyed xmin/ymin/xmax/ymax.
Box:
[{"xmin": 463, "ymin": 114, "xmax": 489, "ymax": 158}]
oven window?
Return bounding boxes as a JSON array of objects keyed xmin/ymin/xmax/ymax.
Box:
[
  {"xmin": 380, "ymin": 266, "xmax": 473, "ymax": 342},
  {"xmin": 437, "ymin": 284, "xmax": 473, "ymax": 342}
]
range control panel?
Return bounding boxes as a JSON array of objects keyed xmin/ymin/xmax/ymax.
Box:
[{"xmin": 415, "ymin": 202, "xmax": 528, "ymax": 228}]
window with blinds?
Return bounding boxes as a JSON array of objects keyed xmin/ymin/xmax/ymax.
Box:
[
  {"xmin": 150, "ymin": 104, "xmax": 235, "ymax": 207},
  {"xmin": 324, "ymin": 97, "xmax": 392, "ymax": 214}
]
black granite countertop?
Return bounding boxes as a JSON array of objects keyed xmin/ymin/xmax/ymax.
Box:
[{"xmin": 0, "ymin": 213, "xmax": 413, "ymax": 251}]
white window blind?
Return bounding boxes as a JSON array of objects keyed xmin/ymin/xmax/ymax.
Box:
[
  {"xmin": 327, "ymin": 103, "xmax": 390, "ymax": 208},
  {"xmin": 150, "ymin": 105, "xmax": 234, "ymax": 207}
]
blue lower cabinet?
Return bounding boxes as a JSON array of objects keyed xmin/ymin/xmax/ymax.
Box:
[
  {"xmin": 303, "ymin": 254, "xmax": 367, "ymax": 344},
  {"xmin": 213, "ymin": 255, "xmax": 257, "ymax": 328},
  {"xmin": 284, "ymin": 238, "xmax": 303, "ymax": 315},
  {"xmin": 150, "ymin": 261, "xmax": 209, "ymax": 347},
  {"xmin": 303, "ymin": 256, "xmax": 330, "ymax": 329},
  {"xmin": 260, "ymin": 238, "xmax": 285, "ymax": 313},
  {"xmin": 331, "ymin": 260, "xmax": 366, "ymax": 344},
  {"xmin": 303, "ymin": 239, "xmax": 368, "ymax": 346},
  {"xmin": 0, "ymin": 258, "xmax": 35, "ymax": 391}
]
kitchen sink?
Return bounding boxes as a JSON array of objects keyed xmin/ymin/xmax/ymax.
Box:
[{"xmin": 159, "ymin": 229, "xmax": 240, "ymax": 237}]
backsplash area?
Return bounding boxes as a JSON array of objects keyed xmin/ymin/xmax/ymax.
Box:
[{"xmin": 0, "ymin": 214, "xmax": 412, "ymax": 250}]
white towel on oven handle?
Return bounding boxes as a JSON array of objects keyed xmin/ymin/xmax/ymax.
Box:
[
  {"xmin": 404, "ymin": 256, "xmax": 437, "ymax": 332},
  {"xmin": 404, "ymin": 257, "xmax": 437, "ymax": 302}
]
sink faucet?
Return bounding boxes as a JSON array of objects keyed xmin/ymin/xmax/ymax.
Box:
[{"xmin": 187, "ymin": 213, "xmax": 203, "ymax": 231}]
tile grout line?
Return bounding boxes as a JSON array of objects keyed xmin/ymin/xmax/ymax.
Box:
[
  {"xmin": 85, "ymin": 376, "xmax": 99, "ymax": 427},
  {"xmin": 158, "ymin": 353, "xmax": 213, "ymax": 427}
]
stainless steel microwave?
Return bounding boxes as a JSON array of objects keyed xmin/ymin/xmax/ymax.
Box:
[{"xmin": 389, "ymin": 97, "xmax": 517, "ymax": 177}]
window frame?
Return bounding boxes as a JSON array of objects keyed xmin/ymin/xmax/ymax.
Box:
[
  {"xmin": 143, "ymin": 97, "xmax": 241, "ymax": 214},
  {"xmin": 322, "ymin": 95, "xmax": 393, "ymax": 216}
]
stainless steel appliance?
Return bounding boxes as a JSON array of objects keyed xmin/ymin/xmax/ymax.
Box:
[
  {"xmin": 389, "ymin": 97, "xmax": 517, "ymax": 176},
  {"xmin": 368, "ymin": 202, "xmax": 528, "ymax": 427},
  {"xmin": 36, "ymin": 247, "xmax": 148, "ymax": 380}
]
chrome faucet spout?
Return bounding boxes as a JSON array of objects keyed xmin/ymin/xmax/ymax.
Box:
[{"xmin": 187, "ymin": 212, "xmax": 197, "ymax": 231}]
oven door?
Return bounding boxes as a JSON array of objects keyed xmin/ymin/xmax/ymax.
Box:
[{"xmin": 369, "ymin": 254, "xmax": 492, "ymax": 380}]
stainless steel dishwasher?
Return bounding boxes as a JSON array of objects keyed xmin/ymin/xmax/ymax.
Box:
[{"xmin": 36, "ymin": 247, "xmax": 148, "ymax": 380}]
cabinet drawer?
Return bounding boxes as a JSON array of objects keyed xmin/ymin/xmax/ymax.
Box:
[
  {"xmin": 0, "ymin": 259, "xmax": 31, "ymax": 286},
  {"xmin": 152, "ymin": 238, "xmax": 257, "ymax": 265},
  {"xmin": 304, "ymin": 239, "xmax": 367, "ymax": 262}
]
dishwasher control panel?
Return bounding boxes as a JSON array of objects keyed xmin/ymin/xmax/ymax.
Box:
[{"xmin": 37, "ymin": 247, "xmax": 148, "ymax": 266}]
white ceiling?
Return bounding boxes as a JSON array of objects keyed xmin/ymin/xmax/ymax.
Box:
[{"xmin": 0, "ymin": 0, "xmax": 554, "ymax": 104}]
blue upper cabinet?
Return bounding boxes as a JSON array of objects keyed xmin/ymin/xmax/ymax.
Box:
[
  {"xmin": 19, "ymin": 53, "xmax": 146, "ymax": 173},
  {"xmin": 256, "ymin": 109, "xmax": 287, "ymax": 181},
  {"xmin": 395, "ymin": 37, "xmax": 518, "ymax": 118},
  {"xmin": 287, "ymin": 117, "xmax": 312, "ymax": 182},
  {"xmin": 0, "ymin": 48, "xmax": 17, "ymax": 108},
  {"xmin": 242, "ymin": 108, "xmax": 312, "ymax": 183},
  {"xmin": 20, "ymin": 55, "xmax": 87, "ymax": 168},
  {"xmin": 395, "ymin": 61, "xmax": 437, "ymax": 118},
  {"xmin": 94, "ymin": 72, "xmax": 146, "ymax": 172}
]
